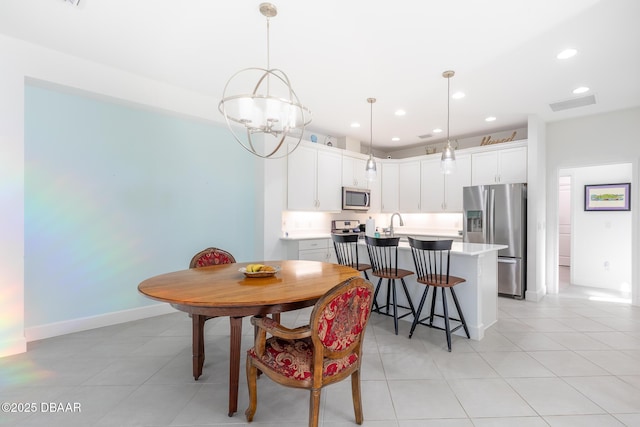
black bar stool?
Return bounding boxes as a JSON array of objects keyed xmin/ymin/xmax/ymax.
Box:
[
  {"xmin": 365, "ymin": 236, "xmax": 416, "ymax": 335},
  {"xmin": 331, "ymin": 234, "xmax": 371, "ymax": 280},
  {"xmin": 407, "ymin": 237, "xmax": 470, "ymax": 351}
]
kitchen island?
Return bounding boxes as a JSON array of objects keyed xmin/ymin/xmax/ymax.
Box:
[
  {"xmin": 380, "ymin": 240, "xmax": 507, "ymax": 341},
  {"xmin": 282, "ymin": 235, "xmax": 506, "ymax": 340}
]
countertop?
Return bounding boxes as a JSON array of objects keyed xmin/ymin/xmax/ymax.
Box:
[
  {"xmin": 280, "ymin": 233, "xmax": 506, "ymax": 256},
  {"xmin": 281, "ymin": 228, "xmax": 463, "ymax": 241},
  {"xmin": 359, "ymin": 240, "xmax": 507, "ymax": 256}
]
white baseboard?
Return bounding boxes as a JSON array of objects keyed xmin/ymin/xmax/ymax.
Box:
[{"xmin": 24, "ymin": 304, "xmax": 177, "ymax": 342}]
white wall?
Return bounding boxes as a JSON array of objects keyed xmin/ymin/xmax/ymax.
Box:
[
  {"xmin": 568, "ymin": 164, "xmax": 632, "ymax": 291},
  {"xmin": 546, "ymin": 107, "xmax": 640, "ymax": 305},
  {"xmin": 526, "ymin": 115, "xmax": 547, "ymax": 301},
  {"xmin": 0, "ymin": 35, "xmax": 260, "ymax": 356}
]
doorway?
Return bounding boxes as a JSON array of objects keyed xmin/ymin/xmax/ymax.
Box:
[
  {"xmin": 558, "ymin": 175, "xmax": 571, "ymax": 291},
  {"xmin": 556, "ymin": 164, "xmax": 633, "ymax": 302}
]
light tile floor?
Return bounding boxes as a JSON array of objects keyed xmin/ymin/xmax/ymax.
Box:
[{"xmin": 2, "ymin": 270, "xmax": 639, "ymax": 426}]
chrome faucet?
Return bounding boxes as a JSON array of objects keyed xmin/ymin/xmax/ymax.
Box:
[{"xmin": 388, "ymin": 212, "xmax": 404, "ymax": 237}]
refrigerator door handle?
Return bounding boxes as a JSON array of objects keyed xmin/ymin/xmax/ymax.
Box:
[
  {"xmin": 487, "ymin": 188, "xmax": 495, "ymax": 244},
  {"xmin": 498, "ymin": 258, "xmax": 518, "ymax": 264}
]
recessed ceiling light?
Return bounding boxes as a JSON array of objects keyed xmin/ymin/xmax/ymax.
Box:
[
  {"xmin": 557, "ymin": 48, "xmax": 577, "ymax": 59},
  {"xmin": 391, "ymin": 137, "xmax": 400, "ymax": 142},
  {"xmin": 573, "ymin": 86, "xmax": 590, "ymax": 94},
  {"xmin": 485, "ymin": 116, "xmax": 497, "ymax": 122},
  {"xmin": 452, "ymin": 91, "xmax": 465, "ymax": 99},
  {"xmin": 432, "ymin": 128, "xmax": 443, "ymax": 134},
  {"xmin": 350, "ymin": 122, "xmax": 360, "ymax": 128},
  {"xmin": 395, "ymin": 110, "xmax": 406, "ymax": 116}
]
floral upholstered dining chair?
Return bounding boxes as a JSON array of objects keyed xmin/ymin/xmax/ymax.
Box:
[
  {"xmin": 187, "ymin": 247, "xmax": 237, "ymax": 380},
  {"xmin": 245, "ymin": 276, "xmax": 374, "ymax": 427},
  {"xmin": 189, "ymin": 247, "xmax": 236, "ymax": 268}
]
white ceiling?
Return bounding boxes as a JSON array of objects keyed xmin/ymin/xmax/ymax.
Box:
[{"xmin": 2, "ymin": 0, "xmax": 639, "ymax": 150}]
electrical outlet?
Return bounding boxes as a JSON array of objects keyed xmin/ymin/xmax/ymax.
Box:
[{"xmin": 604, "ymin": 261, "xmax": 610, "ymax": 271}]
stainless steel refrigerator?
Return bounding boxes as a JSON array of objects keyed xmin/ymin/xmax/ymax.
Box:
[{"xmin": 463, "ymin": 183, "xmax": 527, "ymax": 299}]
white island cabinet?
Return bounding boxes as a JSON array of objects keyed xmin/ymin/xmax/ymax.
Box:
[{"xmin": 357, "ymin": 240, "xmax": 506, "ymax": 340}]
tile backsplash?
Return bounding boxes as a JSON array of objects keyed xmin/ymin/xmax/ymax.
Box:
[{"xmin": 282, "ymin": 211, "xmax": 462, "ymax": 236}]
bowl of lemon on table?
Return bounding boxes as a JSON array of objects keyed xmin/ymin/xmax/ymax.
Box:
[{"xmin": 239, "ymin": 264, "xmax": 279, "ymax": 278}]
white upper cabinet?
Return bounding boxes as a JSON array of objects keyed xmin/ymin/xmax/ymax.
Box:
[
  {"xmin": 471, "ymin": 145, "xmax": 527, "ymax": 185},
  {"xmin": 399, "ymin": 160, "xmax": 421, "ymax": 212},
  {"xmin": 342, "ymin": 153, "xmax": 369, "ymax": 189},
  {"xmin": 368, "ymin": 173, "xmax": 382, "ymax": 213},
  {"xmin": 287, "ymin": 143, "xmax": 342, "ymax": 211},
  {"xmin": 381, "ymin": 162, "xmax": 399, "ymax": 213},
  {"xmin": 443, "ymin": 154, "xmax": 471, "ymax": 211},
  {"xmin": 420, "ymin": 154, "xmax": 471, "ymax": 212},
  {"xmin": 420, "ymin": 158, "xmax": 445, "ymax": 212},
  {"xmin": 316, "ymin": 149, "xmax": 343, "ymax": 211}
]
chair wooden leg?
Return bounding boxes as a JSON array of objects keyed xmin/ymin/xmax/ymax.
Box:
[
  {"xmin": 441, "ymin": 288, "xmax": 452, "ymax": 352},
  {"xmin": 429, "ymin": 287, "xmax": 437, "ymax": 327},
  {"xmin": 449, "ymin": 287, "xmax": 470, "ymax": 338},
  {"xmin": 245, "ymin": 359, "xmax": 257, "ymax": 422},
  {"xmin": 385, "ymin": 280, "xmax": 392, "ymax": 315},
  {"xmin": 309, "ymin": 388, "xmax": 321, "ymax": 427},
  {"xmin": 409, "ymin": 286, "xmax": 429, "ymax": 338},
  {"xmin": 400, "ymin": 278, "xmax": 417, "ymax": 318},
  {"xmin": 391, "ymin": 279, "xmax": 399, "ymax": 335},
  {"xmin": 372, "ymin": 278, "xmax": 383, "ymax": 313},
  {"xmin": 351, "ymin": 370, "xmax": 364, "ymax": 424}
]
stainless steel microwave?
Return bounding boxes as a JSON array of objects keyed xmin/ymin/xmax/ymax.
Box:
[{"xmin": 342, "ymin": 187, "xmax": 371, "ymax": 211}]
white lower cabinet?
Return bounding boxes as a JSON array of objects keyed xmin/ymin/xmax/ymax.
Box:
[{"xmin": 284, "ymin": 239, "xmax": 337, "ymax": 263}]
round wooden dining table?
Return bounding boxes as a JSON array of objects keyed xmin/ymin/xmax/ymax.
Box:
[{"xmin": 138, "ymin": 259, "xmax": 358, "ymax": 416}]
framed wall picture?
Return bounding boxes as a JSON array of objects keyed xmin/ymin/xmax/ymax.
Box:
[{"xmin": 584, "ymin": 183, "xmax": 631, "ymax": 211}]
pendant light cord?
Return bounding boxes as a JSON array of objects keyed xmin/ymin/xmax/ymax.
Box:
[
  {"xmin": 447, "ymin": 75, "xmax": 450, "ymax": 143},
  {"xmin": 367, "ymin": 97, "xmax": 376, "ymax": 157},
  {"xmin": 266, "ymin": 16, "xmax": 271, "ymax": 92}
]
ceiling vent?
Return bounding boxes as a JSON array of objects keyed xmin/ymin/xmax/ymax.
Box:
[
  {"xmin": 418, "ymin": 133, "xmax": 433, "ymax": 139},
  {"xmin": 549, "ymin": 94, "xmax": 596, "ymax": 112}
]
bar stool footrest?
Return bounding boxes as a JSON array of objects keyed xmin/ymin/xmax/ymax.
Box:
[{"xmin": 374, "ymin": 303, "xmax": 414, "ymax": 320}]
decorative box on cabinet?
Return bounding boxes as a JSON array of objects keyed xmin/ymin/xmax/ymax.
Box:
[
  {"xmin": 287, "ymin": 143, "xmax": 342, "ymax": 211},
  {"xmin": 471, "ymin": 145, "xmax": 527, "ymax": 185}
]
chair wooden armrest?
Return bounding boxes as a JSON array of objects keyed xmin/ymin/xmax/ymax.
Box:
[{"xmin": 250, "ymin": 316, "xmax": 312, "ymax": 340}]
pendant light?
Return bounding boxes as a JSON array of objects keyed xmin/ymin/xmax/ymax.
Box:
[
  {"xmin": 441, "ymin": 70, "xmax": 456, "ymax": 174},
  {"xmin": 218, "ymin": 3, "xmax": 311, "ymax": 159},
  {"xmin": 365, "ymin": 98, "xmax": 377, "ymax": 181}
]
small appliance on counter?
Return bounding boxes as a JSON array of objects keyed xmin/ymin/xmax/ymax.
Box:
[{"xmin": 331, "ymin": 220, "xmax": 362, "ymax": 235}]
